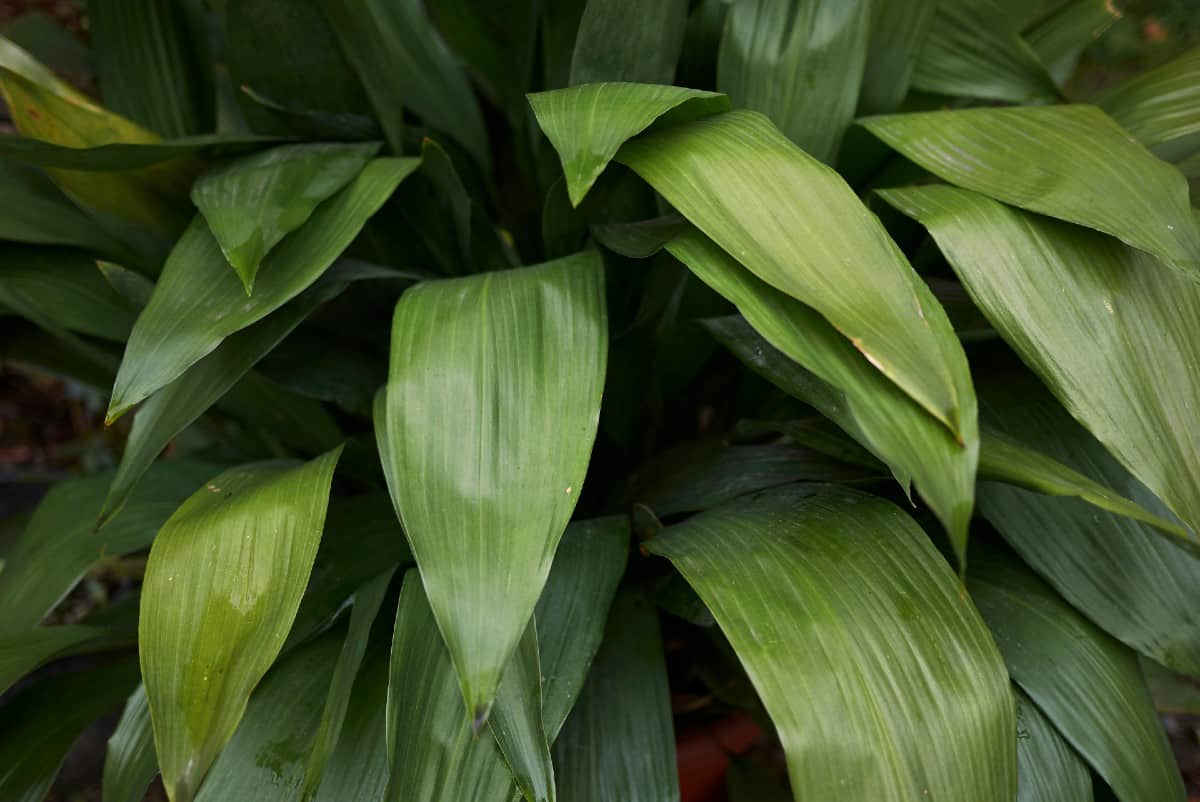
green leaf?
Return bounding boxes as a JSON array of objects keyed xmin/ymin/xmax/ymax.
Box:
[
  {"xmin": 863, "ymin": 106, "xmax": 1200, "ymax": 278},
  {"xmin": 319, "ymin": 0, "xmax": 488, "ymax": 165},
  {"xmin": 100, "ymin": 281, "xmax": 344, "ymax": 527},
  {"xmin": 194, "ymin": 630, "xmax": 342, "ymax": 802},
  {"xmin": 0, "ymin": 461, "xmax": 216, "ymax": 633},
  {"xmin": 717, "ymin": 0, "xmax": 869, "ymax": 162},
  {"xmin": 1025, "ymin": 0, "xmax": 1120, "ymax": 85},
  {"xmin": 569, "ymin": 0, "xmax": 688, "ymax": 86},
  {"xmin": 534, "ymin": 516, "xmax": 628, "ymax": 740},
  {"xmin": 0, "ymin": 657, "xmax": 140, "ymax": 802},
  {"xmin": 614, "ymin": 109, "xmax": 973, "ymax": 440},
  {"xmin": 858, "ymin": 0, "xmax": 939, "ymax": 114},
  {"xmin": 1099, "ymin": 45, "xmax": 1200, "ymax": 163},
  {"xmin": 726, "ymin": 758, "xmax": 792, "ymax": 802},
  {"xmin": 108, "ymin": 157, "xmax": 419, "ymax": 421},
  {"xmin": 191, "ymin": 142, "xmax": 380, "ymax": 292},
  {"xmin": 880, "ymin": 185, "xmax": 1200, "ymax": 542},
  {"xmin": 0, "ymin": 133, "xmax": 281, "ymax": 172},
  {"xmin": 300, "ymin": 568, "xmax": 395, "ymax": 802},
  {"xmin": 103, "ymin": 685, "xmax": 158, "ymax": 802},
  {"xmin": 551, "ymin": 590, "xmax": 678, "ymax": 802},
  {"xmin": 0, "ymin": 615, "xmax": 135, "ymax": 696},
  {"xmin": 313, "ymin": 652, "xmax": 390, "ymax": 802},
  {"xmin": 1142, "ymin": 658, "xmax": 1200, "ymax": 715},
  {"xmin": 489, "ymin": 625, "xmax": 555, "ymax": 802},
  {"xmin": 912, "ymin": 0, "xmax": 1060, "ymax": 102},
  {"xmin": 528, "ymin": 82, "xmax": 729, "ymax": 207},
  {"xmin": 140, "ymin": 449, "xmax": 342, "ymax": 802},
  {"xmin": 383, "ymin": 570, "xmax": 522, "ymax": 802},
  {"xmin": 975, "ymin": 373, "xmax": 1200, "ymax": 676},
  {"xmin": 379, "ymin": 253, "xmax": 607, "ymax": 718},
  {"xmin": 0, "ymin": 160, "xmax": 130, "ymax": 255},
  {"xmin": 1015, "ymin": 689, "xmax": 1093, "ymax": 802},
  {"xmin": 655, "ymin": 222, "xmax": 975, "ymax": 561},
  {"xmin": 0, "ymin": 246, "xmax": 138, "ymax": 341},
  {"xmin": 90, "ymin": 0, "xmax": 214, "ymax": 137},
  {"xmin": 969, "ymin": 553, "xmax": 1185, "ymax": 802},
  {"xmin": 648, "ymin": 484, "xmax": 1016, "ymax": 802}
]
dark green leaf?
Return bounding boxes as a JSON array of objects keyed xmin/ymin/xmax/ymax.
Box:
[
  {"xmin": 1025, "ymin": 0, "xmax": 1119, "ymax": 85},
  {"xmin": 1015, "ymin": 689, "xmax": 1093, "ymax": 802},
  {"xmin": 1099, "ymin": 45, "xmax": 1200, "ymax": 164},
  {"xmin": 858, "ymin": 0, "xmax": 938, "ymax": 114},
  {"xmin": 569, "ymin": 0, "xmax": 688, "ymax": 86},
  {"xmin": 649, "ymin": 484, "xmax": 1016, "ymax": 802},
  {"xmin": 0, "ymin": 614, "xmax": 135, "ymax": 696},
  {"xmin": 379, "ymin": 253, "xmax": 607, "ymax": 718},
  {"xmin": 0, "ymin": 246, "xmax": 137, "ymax": 341},
  {"xmin": 103, "ymin": 685, "xmax": 158, "ymax": 802},
  {"xmin": 0, "ymin": 161, "xmax": 130, "ymax": 255},
  {"xmin": 313, "ymin": 652, "xmax": 390, "ymax": 802}
]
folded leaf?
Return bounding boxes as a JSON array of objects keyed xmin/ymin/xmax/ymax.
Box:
[
  {"xmin": 976, "ymin": 373, "xmax": 1200, "ymax": 676},
  {"xmin": 528, "ymin": 83, "xmax": 729, "ymax": 206},
  {"xmin": 858, "ymin": 0, "xmax": 938, "ymax": 113},
  {"xmin": 1099, "ymin": 45, "xmax": 1200, "ymax": 163},
  {"xmin": 648, "ymin": 484, "xmax": 1016, "ymax": 802},
  {"xmin": 882, "ymin": 185, "xmax": 1200, "ymax": 542},
  {"xmin": 319, "ymin": 0, "xmax": 488, "ymax": 164},
  {"xmin": 718, "ymin": 0, "xmax": 869, "ymax": 162},
  {"xmin": 1015, "ymin": 689, "xmax": 1092, "ymax": 802},
  {"xmin": 90, "ymin": 0, "xmax": 214, "ymax": 137},
  {"xmin": 109, "ymin": 157, "xmax": 419, "ymax": 421},
  {"xmin": 912, "ymin": 0, "xmax": 1060, "ymax": 102},
  {"xmin": 552, "ymin": 590, "xmax": 679, "ymax": 802},
  {"xmin": 191, "ymin": 142, "xmax": 380, "ymax": 291},
  {"xmin": 380, "ymin": 253, "xmax": 606, "ymax": 719},
  {"xmin": 569, "ymin": 0, "xmax": 688, "ymax": 85},
  {"xmin": 970, "ymin": 553, "xmax": 1185, "ymax": 802},
  {"xmin": 103, "ymin": 685, "xmax": 158, "ymax": 802},
  {"xmin": 863, "ymin": 106, "xmax": 1200, "ymax": 277},
  {"xmin": 616, "ymin": 110, "xmax": 973, "ymax": 438},
  {"xmin": 0, "ymin": 460, "xmax": 216, "ymax": 633},
  {"xmin": 140, "ymin": 449, "xmax": 342, "ymax": 802},
  {"xmin": 300, "ymin": 569, "xmax": 395, "ymax": 802},
  {"xmin": 0, "ymin": 656, "xmax": 140, "ymax": 802}
]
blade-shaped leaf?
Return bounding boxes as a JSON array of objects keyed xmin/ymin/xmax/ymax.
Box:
[
  {"xmin": 1015, "ymin": 689, "xmax": 1093, "ymax": 802},
  {"xmin": 0, "ymin": 614, "xmax": 135, "ymax": 696},
  {"xmin": 534, "ymin": 516, "xmax": 628, "ymax": 740},
  {"xmin": 863, "ymin": 106, "xmax": 1200, "ymax": 277},
  {"xmin": 858, "ymin": 0, "xmax": 938, "ymax": 114},
  {"xmin": 1025, "ymin": 0, "xmax": 1119, "ymax": 86},
  {"xmin": 0, "ymin": 657, "xmax": 140, "ymax": 802},
  {"xmin": 140, "ymin": 449, "xmax": 342, "ymax": 802},
  {"xmin": 0, "ymin": 460, "xmax": 216, "ymax": 633},
  {"xmin": 912, "ymin": 0, "xmax": 1060, "ymax": 102},
  {"xmin": 313, "ymin": 652, "xmax": 390, "ymax": 802},
  {"xmin": 1099, "ymin": 45, "xmax": 1200, "ymax": 163},
  {"xmin": 489, "ymin": 625, "xmax": 555, "ymax": 802},
  {"xmin": 613, "ymin": 109, "xmax": 973, "ymax": 438},
  {"xmin": 429, "ymin": 0, "xmax": 540, "ymax": 119},
  {"xmin": 319, "ymin": 0, "xmax": 488, "ymax": 165},
  {"xmin": 569, "ymin": 0, "xmax": 688, "ymax": 86},
  {"xmin": 975, "ymin": 372, "xmax": 1200, "ymax": 676},
  {"xmin": 659, "ymin": 223, "xmax": 976, "ymax": 561},
  {"xmin": 0, "ymin": 160, "xmax": 130, "ymax": 256},
  {"xmin": 300, "ymin": 568, "xmax": 395, "ymax": 802},
  {"xmin": 881, "ymin": 185, "xmax": 1200, "ymax": 542},
  {"xmin": 970, "ymin": 553, "xmax": 1185, "ymax": 802},
  {"xmin": 104, "ymin": 685, "xmax": 158, "ymax": 802},
  {"xmin": 193, "ymin": 631, "xmax": 342, "ymax": 802},
  {"xmin": 108, "ymin": 157, "xmax": 419, "ymax": 421},
  {"xmin": 528, "ymin": 83, "xmax": 729, "ymax": 207},
  {"xmin": 551, "ymin": 590, "xmax": 679, "ymax": 802},
  {"xmin": 383, "ymin": 570, "xmax": 524, "ymax": 802},
  {"xmin": 717, "ymin": 0, "xmax": 869, "ymax": 162},
  {"xmin": 191, "ymin": 142, "xmax": 380, "ymax": 291},
  {"xmin": 648, "ymin": 484, "xmax": 1016, "ymax": 802},
  {"xmin": 90, "ymin": 0, "xmax": 214, "ymax": 137},
  {"xmin": 379, "ymin": 253, "xmax": 607, "ymax": 719}
]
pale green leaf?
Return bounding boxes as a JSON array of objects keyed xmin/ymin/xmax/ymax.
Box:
[
  {"xmin": 300, "ymin": 568, "xmax": 395, "ymax": 802},
  {"xmin": 108, "ymin": 157, "xmax": 419, "ymax": 421},
  {"xmin": 552, "ymin": 590, "xmax": 678, "ymax": 802},
  {"xmin": 718, "ymin": 0, "xmax": 869, "ymax": 162},
  {"xmin": 881, "ymin": 185, "xmax": 1200, "ymax": 542},
  {"xmin": 1099, "ymin": 45, "xmax": 1200, "ymax": 163},
  {"xmin": 858, "ymin": 0, "xmax": 939, "ymax": 114},
  {"xmin": 569, "ymin": 0, "xmax": 688, "ymax": 86},
  {"xmin": 648, "ymin": 484, "xmax": 1016, "ymax": 802},
  {"xmin": 614, "ymin": 109, "xmax": 973, "ymax": 438},
  {"xmin": 528, "ymin": 82, "xmax": 729, "ymax": 207},
  {"xmin": 140, "ymin": 449, "xmax": 342, "ymax": 802},
  {"xmin": 379, "ymin": 253, "xmax": 607, "ymax": 718},
  {"xmin": 191, "ymin": 143, "xmax": 380, "ymax": 291},
  {"xmin": 970, "ymin": 553, "xmax": 1185, "ymax": 802},
  {"xmin": 103, "ymin": 685, "xmax": 158, "ymax": 802},
  {"xmin": 863, "ymin": 106, "xmax": 1200, "ymax": 277},
  {"xmin": 1015, "ymin": 689, "xmax": 1093, "ymax": 802}
]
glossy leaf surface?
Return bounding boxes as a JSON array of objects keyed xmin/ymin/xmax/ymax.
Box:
[
  {"xmin": 1015, "ymin": 689, "xmax": 1093, "ymax": 802},
  {"xmin": 103, "ymin": 685, "xmax": 158, "ymax": 802},
  {"xmin": 1100, "ymin": 45, "xmax": 1200, "ymax": 162}
]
